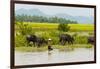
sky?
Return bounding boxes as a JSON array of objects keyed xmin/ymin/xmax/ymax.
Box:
[{"xmin": 15, "ymin": 4, "xmax": 94, "ymax": 17}]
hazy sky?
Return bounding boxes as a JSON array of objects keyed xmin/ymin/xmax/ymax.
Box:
[{"xmin": 15, "ymin": 4, "xmax": 94, "ymax": 17}]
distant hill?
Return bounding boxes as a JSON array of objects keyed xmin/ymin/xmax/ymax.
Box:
[
  {"xmin": 15, "ymin": 8, "xmax": 94, "ymax": 24},
  {"xmin": 54, "ymin": 13, "xmax": 94, "ymax": 24},
  {"xmin": 15, "ymin": 8, "xmax": 46, "ymax": 16}
]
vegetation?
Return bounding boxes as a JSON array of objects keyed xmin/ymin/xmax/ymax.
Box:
[
  {"xmin": 15, "ymin": 15, "xmax": 94, "ymax": 52},
  {"xmin": 15, "ymin": 22, "xmax": 94, "ymax": 32},
  {"xmin": 58, "ymin": 23, "xmax": 70, "ymax": 32}
]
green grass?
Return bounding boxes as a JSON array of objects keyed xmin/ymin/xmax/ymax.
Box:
[
  {"xmin": 15, "ymin": 44, "xmax": 93, "ymax": 52},
  {"xmin": 15, "ymin": 22, "xmax": 94, "ymax": 32}
]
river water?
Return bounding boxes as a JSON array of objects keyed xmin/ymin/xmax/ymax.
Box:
[{"xmin": 15, "ymin": 48, "xmax": 94, "ymax": 65}]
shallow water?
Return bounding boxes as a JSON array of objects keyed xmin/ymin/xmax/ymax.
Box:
[{"xmin": 15, "ymin": 48, "xmax": 94, "ymax": 65}]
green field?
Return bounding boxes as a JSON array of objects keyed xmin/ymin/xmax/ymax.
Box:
[{"xmin": 16, "ymin": 22, "xmax": 94, "ymax": 32}]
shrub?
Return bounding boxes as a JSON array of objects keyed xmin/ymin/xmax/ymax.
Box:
[
  {"xmin": 15, "ymin": 35, "xmax": 27, "ymax": 47},
  {"xmin": 58, "ymin": 23, "xmax": 70, "ymax": 32},
  {"xmin": 74, "ymin": 35, "xmax": 88, "ymax": 44},
  {"xmin": 16, "ymin": 22, "xmax": 35, "ymax": 36}
]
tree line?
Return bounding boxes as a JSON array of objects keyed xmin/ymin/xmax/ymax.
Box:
[{"xmin": 15, "ymin": 14, "xmax": 78, "ymax": 24}]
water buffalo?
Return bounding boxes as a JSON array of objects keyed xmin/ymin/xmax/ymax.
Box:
[
  {"xmin": 36, "ymin": 37, "xmax": 48, "ymax": 47},
  {"xmin": 26, "ymin": 35, "xmax": 47, "ymax": 47},
  {"xmin": 26, "ymin": 35, "xmax": 37, "ymax": 46},
  {"xmin": 87, "ymin": 36, "xmax": 94, "ymax": 45},
  {"xmin": 59, "ymin": 34, "xmax": 74, "ymax": 45}
]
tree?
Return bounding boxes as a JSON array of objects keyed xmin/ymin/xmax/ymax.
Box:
[
  {"xmin": 58, "ymin": 23, "xmax": 70, "ymax": 32},
  {"xmin": 15, "ymin": 15, "xmax": 78, "ymax": 24}
]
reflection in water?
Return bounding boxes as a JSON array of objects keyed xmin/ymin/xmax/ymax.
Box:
[
  {"xmin": 48, "ymin": 51, "xmax": 52, "ymax": 56},
  {"xmin": 48, "ymin": 51, "xmax": 52, "ymax": 61},
  {"xmin": 15, "ymin": 48, "xmax": 94, "ymax": 65},
  {"xmin": 59, "ymin": 47, "xmax": 75, "ymax": 52}
]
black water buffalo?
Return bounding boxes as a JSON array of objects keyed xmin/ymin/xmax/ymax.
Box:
[
  {"xmin": 36, "ymin": 37, "xmax": 48, "ymax": 47},
  {"xmin": 26, "ymin": 35, "xmax": 37, "ymax": 46},
  {"xmin": 59, "ymin": 34, "xmax": 74, "ymax": 45},
  {"xmin": 26, "ymin": 35, "xmax": 47, "ymax": 47},
  {"xmin": 87, "ymin": 36, "xmax": 94, "ymax": 44}
]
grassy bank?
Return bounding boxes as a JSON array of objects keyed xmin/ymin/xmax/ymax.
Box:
[{"xmin": 15, "ymin": 44, "xmax": 93, "ymax": 52}]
